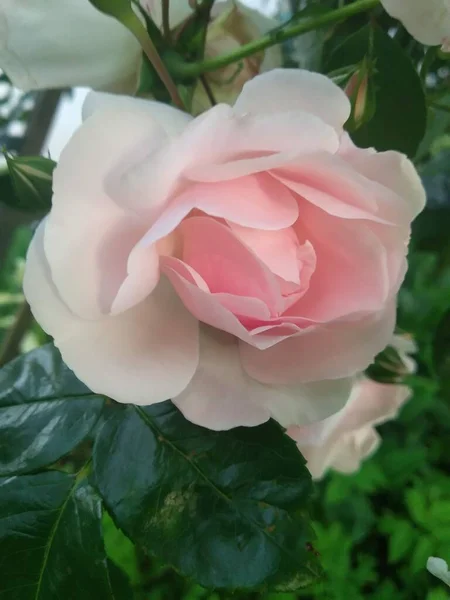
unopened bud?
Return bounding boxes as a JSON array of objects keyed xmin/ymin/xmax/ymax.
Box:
[{"xmin": 344, "ymin": 58, "xmax": 375, "ymax": 131}]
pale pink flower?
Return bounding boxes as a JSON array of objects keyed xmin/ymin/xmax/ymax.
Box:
[
  {"xmin": 288, "ymin": 336, "xmax": 416, "ymax": 479},
  {"xmin": 24, "ymin": 70, "xmax": 425, "ymax": 431},
  {"xmin": 381, "ymin": 0, "xmax": 450, "ymax": 51}
]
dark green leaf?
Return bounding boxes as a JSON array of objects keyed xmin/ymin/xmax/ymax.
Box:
[
  {"xmin": 0, "ymin": 344, "xmax": 104, "ymax": 476},
  {"xmin": 0, "ymin": 168, "xmax": 16, "ymax": 209},
  {"xmin": 327, "ymin": 24, "xmax": 426, "ymax": 157},
  {"xmin": 433, "ymin": 309, "xmax": 450, "ymax": 390},
  {"xmin": 4, "ymin": 155, "xmax": 55, "ymax": 212},
  {"xmin": 88, "ymin": 0, "xmax": 134, "ymax": 21},
  {"xmin": 94, "ymin": 401, "xmax": 320, "ymax": 591},
  {"xmin": 0, "ymin": 470, "xmax": 131, "ymax": 599},
  {"xmin": 103, "ymin": 511, "xmax": 141, "ymax": 586}
]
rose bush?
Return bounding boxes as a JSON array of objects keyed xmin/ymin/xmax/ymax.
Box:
[
  {"xmin": 288, "ymin": 335, "xmax": 416, "ymax": 479},
  {"xmin": 23, "ymin": 69, "xmax": 425, "ymax": 431}
]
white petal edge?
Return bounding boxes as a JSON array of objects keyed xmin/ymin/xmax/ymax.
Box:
[
  {"xmin": 24, "ymin": 222, "xmax": 200, "ymax": 405},
  {"xmin": 234, "ymin": 68, "xmax": 351, "ymax": 132}
]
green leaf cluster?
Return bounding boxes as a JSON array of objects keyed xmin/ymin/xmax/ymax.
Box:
[{"xmin": 0, "ymin": 345, "xmax": 320, "ymax": 598}]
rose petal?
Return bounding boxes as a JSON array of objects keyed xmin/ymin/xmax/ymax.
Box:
[
  {"xmin": 110, "ymin": 242, "xmax": 160, "ymax": 315},
  {"xmin": 185, "ymin": 109, "xmax": 339, "ymax": 183},
  {"xmin": 329, "ymin": 428, "xmax": 380, "ymax": 474},
  {"xmin": 288, "ymin": 375, "xmax": 411, "ymax": 478},
  {"xmin": 234, "ymin": 68, "xmax": 351, "ymax": 131},
  {"xmin": 338, "ymin": 136, "xmax": 426, "ymax": 220},
  {"xmin": 272, "ymin": 152, "xmax": 414, "ymax": 225},
  {"xmin": 24, "ymin": 223, "xmax": 199, "ymax": 405},
  {"xmin": 180, "ymin": 217, "xmax": 281, "ymax": 313},
  {"xmin": 173, "ymin": 328, "xmax": 352, "ymax": 431},
  {"xmin": 137, "ymin": 172, "xmax": 299, "ymax": 251},
  {"xmin": 114, "ymin": 105, "xmax": 338, "ymax": 215},
  {"xmin": 82, "ymin": 91, "xmax": 192, "ymax": 136},
  {"xmin": 162, "ymin": 256, "xmax": 296, "ymax": 349},
  {"xmin": 229, "ymin": 224, "xmax": 302, "ymax": 283},
  {"xmin": 240, "ymin": 302, "xmax": 397, "ymax": 384},
  {"xmin": 0, "ymin": 0, "xmax": 141, "ymax": 92},
  {"xmin": 380, "ymin": 0, "xmax": 450, "ymax": 47},
  {"xmin": 265, "ymin": 376, "xmax": 354, "ymax": 428},
  {"xmin": 45, "ymin": 104, "xmax": 168, "ymax": 318},
  {"xmin": 172, "ymin": 329, "xmax": 271, "ymax": 430},
  {"xmin": 288, "ymin": 201, "xmax": 391, "ymax": 322}
]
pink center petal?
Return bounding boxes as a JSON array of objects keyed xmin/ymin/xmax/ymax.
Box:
[
  {"xmin": 180, "ymin": 216, "xmax": 282, "ymax": 314},
  {"xmin": 136, "ymin": 171, "xmax": 299, "ymax": 249}
]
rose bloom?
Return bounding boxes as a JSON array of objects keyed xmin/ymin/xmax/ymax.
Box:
[
  {"xmin": 288, "ymin": 335, "xmax": 416, "ymax": 479},
  {"xmin": 381, "ymin": 0, "xmax": 450, "ymax": 51},
  {"xmin": 24, "ymin": 70, "xmax": 425, "ymax": 431}
]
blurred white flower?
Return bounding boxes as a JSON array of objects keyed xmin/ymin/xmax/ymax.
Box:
[
  {"xmin": 427, "ymin": 557, "xmax": 450, "ymax": 587},
  {"xmin": 381, "ymin": 0, "xmax": 450, "ymax": 51},
  {"xmin": 0, "ymin": 0, "xmax": 142, "ymax": 92}
]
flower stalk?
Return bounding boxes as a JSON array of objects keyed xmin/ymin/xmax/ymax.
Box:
[{"xmin": 169, "ymin": 0, "xmax": 380, "ymax": 78}]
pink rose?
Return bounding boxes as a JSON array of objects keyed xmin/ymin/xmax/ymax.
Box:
[
  {"xmin": 23, "ymin": 70, "xmax": 425, "ymax": 431},
  {"xmin": 288, "ymin": 335, "xmax": 416, "ymax": 479}
]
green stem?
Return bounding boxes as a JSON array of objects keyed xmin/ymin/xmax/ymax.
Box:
[
  {"xmin": 169, "ymin": 0, "xmax": 380, "ymax": 78},
  {"xmin": 431, "ymin": 101, "xmax": 450, "ymax": 113},
  {"xmin": 89, "ymin": 1, "xmax": 185, "ymax": 109},
  {"xmin": 127, "ymin": 16, "xmax": 185, "ymax": 109},
  {"xmin": 161, "ymin": 0, "xmax": 171, "ymax": 41},
  {"xmin": 420, "ymin": 47, "xmax": 437, "ymax": 82}
]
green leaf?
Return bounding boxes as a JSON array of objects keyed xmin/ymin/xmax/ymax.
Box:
[
  {"xmin": 406, "ymin": 487, "xmax": 428, "ymax": 526},
  {"xmin": 94, "ymin": 402, "xmax": 320, "ymax": 591},
  {"xmin": 430, "ymin": 501, "xmax": 450, "ymax": 524},
  {"xmin": 0, "ymin": 470, "xmax": 132, "ymax": 599},
  {"xmin": 411, "ymin": 535, "xmax": 435, "ymax": 574},
  {"xmin": 327, "ymin": 24, "xmax": 426, "ymax": 157},
  {"xmin": 0, "ymin": 344, "xmax": 104, "ymax": 476},
  {"xmin": 88, "ymin": 0, "xmax": 134, "ymax": 22},
  {"xmin": 426, "ymin": 588, "xmax": 450, "ymax": 600},
  {"xmin": 4, "ymin": 155, "xmax": 55, "ymax": 212},
  {"xmin": 103, "ymin": 511, "xmax": 141, "ymax": 586},
  {"xmin": 387, "ymin": 519, "xmax": 417, "ymax": 563}
]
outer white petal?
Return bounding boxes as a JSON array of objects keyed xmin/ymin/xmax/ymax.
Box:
[
  {"xmin": 45, "ymin": 103, "xmax": 168, "ymax": 320},
  {"xmin": 172, "ymin": 329, "xmax": 271, "ymax": 430},
  {"xmin": 381, "ymin": 0, "xmax": 450, "ymax": 48},
  {"xmin": 173, "ymin": 328, "xmax": 353, "ymax": 431},
  {"xmin": 0, "ymin": 0, "xmax": 141, "ymax": 92},
  {"xmin": 339, "ymin": 135, "xmax": 426, "ymax": 221},
  {"xmin": 234, "ymin": 68, "xmax": 351, "ymax": 131},
  {"xmin": 265, "ymin": 377, "xmax": 354, "ymax": 428},
  {"xmin": 82, "ymin": 92, "xmax": 192, "ymax": 135},
  {"xmin": 24, "ymin": 222, "xmax": 199, "ymax": 406},
  {"xmin": 289, "ymin": 359, "xmax": 414, "ymax": 479}
]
